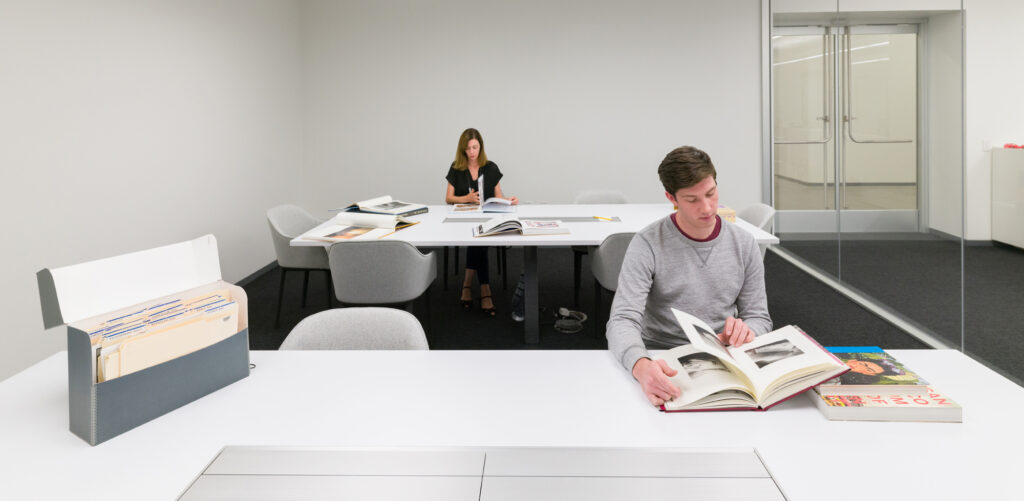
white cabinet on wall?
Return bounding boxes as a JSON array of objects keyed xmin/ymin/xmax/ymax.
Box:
[{"xmin": 992, "ymin": 148, "xmax": 1024, "ymax": 249}]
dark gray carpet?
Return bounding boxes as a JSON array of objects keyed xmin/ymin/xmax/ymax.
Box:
[
  {"xmin": 241, "ymin": 247, "xmax": 929, "ymax": 353},
  {"xmin": 780, "ymin": 237, "xmax": 1024, "ymax": 384}
]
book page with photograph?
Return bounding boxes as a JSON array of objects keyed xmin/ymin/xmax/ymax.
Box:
[
  {"xmin": 342, "ymin": 195, "xmax": 427, "ymax": 216},
  {"xmin": 655, "ymin": 344, "xmax": 759, "ymax": 410},
  {"xmin": 662, "ymin": 308, "xmax": 848, "ymax": 410},
  {"xmin": 722, "ymin": 326, "xmax": 847, "ymax": 407},
  {"xmin": 303, "ymin": 213, "xmax": 417, "ymax": 242}
]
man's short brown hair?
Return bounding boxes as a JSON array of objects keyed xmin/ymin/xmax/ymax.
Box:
[{"xmin": 658, "ymin": 146, "xmax": 717, "ymax": 194}]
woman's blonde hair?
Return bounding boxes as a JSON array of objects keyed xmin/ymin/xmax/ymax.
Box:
[{"xmin": 453, "ymin": 128, "xmax": 488, "ymax": 171}]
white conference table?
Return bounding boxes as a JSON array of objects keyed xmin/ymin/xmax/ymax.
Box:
[
  {"xmin": 292, "ymin": 204, "xmax": 779, "ymax": 343},
  {"xmin": 0, "ymin": 349, "xmax": 1018, "ymax": 500}
]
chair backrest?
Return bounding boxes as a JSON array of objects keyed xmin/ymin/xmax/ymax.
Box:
[
  {"xmin": 591, "ymin": 232, "xmax": 635, "ymax": 291},
  {"xmin": 267, "ymin": 204, "xmax": 329, "ymax": 269},
  {"xmin": 738, "ymin": 203, "xmax": 776, "ymax": 232},
  {"xmin": 328, "ymin": 241, "xmax": 437, "ymax": 304},
  {"xmin": 573, "ymin": 190, "xmax": 628, "ymax": 205},
  {"xmin": 279, "ymin": 307, "xmax": 428, "ymax": 350}
]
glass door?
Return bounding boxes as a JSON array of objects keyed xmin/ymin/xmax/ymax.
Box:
[
  {"xmin": 768, "ymin": 3, "xmax": 965, "ymax": 354},
  {"xmin": 838, "ymin": 25, "xmax": 919, "ymax": 232},
  {"xmin": 772, "ymin": 25, "xmax": 919, "ymax": 237}
]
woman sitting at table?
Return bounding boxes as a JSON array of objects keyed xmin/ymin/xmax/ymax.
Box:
[{"xmin": 444, "ymin": 127, "xmax": 518, "ymax": 316}]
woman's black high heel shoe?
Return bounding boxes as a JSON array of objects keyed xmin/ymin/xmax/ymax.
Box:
[
  {"xmin": 480, "ymin": 295, "xmax": 496, "ymax": 317},
  {"xmin": 460, "ymin": 286, "xmax": 473, "ymax": 310}
]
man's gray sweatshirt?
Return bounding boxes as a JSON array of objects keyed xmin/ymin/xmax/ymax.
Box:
[{"xmin": 606, "ymin": 215, "xmax": 772, "ymax": 372}]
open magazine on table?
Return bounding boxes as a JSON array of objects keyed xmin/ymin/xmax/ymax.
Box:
[
  {"xmin": 653, "ymin": 309, "xmax": 849, "ymax": 412},
  {"xmin": 303, "ymin": 212, "xmax": 417, "ymax": 242},
  {"xmin": 448, "ymin": 174, "xmax": 516, "ymax": 213},
  {"xmin": 471, "ymin": 214, "xmax": 569, "ymax": 237}
]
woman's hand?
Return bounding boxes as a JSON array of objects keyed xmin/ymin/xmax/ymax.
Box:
[
  {"xmin": 508, "ymin": 196, "xmax": 519, "ymax": 205},
  {"xmin": 462, "ymin": 191, "xmax": 480, "ymax": 204}
]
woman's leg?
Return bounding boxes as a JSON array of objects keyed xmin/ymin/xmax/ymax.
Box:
[
  {"xmin": 480, "ymin": 284, "xmax": 494, "ymax": 312},
  {"xmin": 466, "ymin": 247, "xmax": 494, "ymax": 314},
  {"xmin": 465, "ymin": 247, "xmax": 490, "ymax": 283},
  {"xmin": 461, "ymin": 268, "xmax": 476, "ymax": 303}
]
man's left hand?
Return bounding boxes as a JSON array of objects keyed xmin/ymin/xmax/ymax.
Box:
[{"xmin": 718, "ymin": 317, "xmax": 754, "ymax": 346}]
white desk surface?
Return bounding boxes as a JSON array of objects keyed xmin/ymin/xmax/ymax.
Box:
[
  {"xmin": 1, "ymin": 349, "xmax": 1015, "ymax": 500},
  {"xmin": 291, "ymin": 204, "xmax": 780, "ymax": 247}
]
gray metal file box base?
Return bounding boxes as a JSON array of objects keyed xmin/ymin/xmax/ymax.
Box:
[{"xmin": 68, "ymin": 328, "xmax": 250, "ymax": 445}]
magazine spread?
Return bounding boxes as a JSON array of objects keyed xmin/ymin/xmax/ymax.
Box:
[
  {"xmin": 303, "ymin": 212, "xmax": 417, "ymax": 242},
  {"xmin": 339, "ymin": 195, "xmax": 428, "ymax": 216},
  {"xmin": 653, "ymin": 309, "xmax": 848, "ymax": 411},
  {"xmin": 471, "ymin": 214, "xmax": 569, "ymax": 237}
]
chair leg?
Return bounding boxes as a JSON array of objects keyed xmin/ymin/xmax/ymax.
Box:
[
  {"xmin": 325, "ymin": 270, "xmax": 333, "ymax": 307},
  {"xmin": 301, "ymin": 270, "xmax": 310, "ymax": 308},
  {"xmin": 501, "ymin": 247, "xmax": 508, "ymax": 290},
  {"xmin": 593, "ymin": 280, "xmax": 603, "ymax": 337},
  {"xmin": 573, "ymin": 250, "xmax": 583, "ymax": 307},
  {"xmin": 274, "ymin": 267, "xmax": 287, "ymax": 328},
  {"xmin": 423, "ymin": 289, "xmax": 432, "ymax": 338},
  {"xmin": 443, "ymin": 247, "xmax": 449, "ymax": 291},
  {"xmin": 454, "ymin": 247, "xmax": 460, "ymax": 274}
]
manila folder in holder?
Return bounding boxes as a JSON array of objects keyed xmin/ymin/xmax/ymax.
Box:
[{"xmin": 105, "ymin": 303, "xmax": 239, "ymax": 379}]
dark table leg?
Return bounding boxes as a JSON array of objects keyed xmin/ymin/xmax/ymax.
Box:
[{"xmin": 524, "ymin": 246, "xmax": 539, "ymax": 344}]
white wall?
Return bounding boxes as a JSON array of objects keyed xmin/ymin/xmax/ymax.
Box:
[
  {"xmin": 0, "ymin": 0, "xmax": 304, "ymax": 381},
  {"xmin": 964, "ymin": 0, "xmax": 1024, "ymax": 241},
  {"xmin": 300, "ymin": 0, "xmax": 765, "ymax": 212}
]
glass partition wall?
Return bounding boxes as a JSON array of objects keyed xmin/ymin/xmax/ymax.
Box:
[{"xmin": 766, "ymin": 3, "xmax": 966, "ymax": 355}]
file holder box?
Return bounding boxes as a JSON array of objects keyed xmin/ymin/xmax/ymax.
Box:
[{"xmin": 36, "ymin": 234, "xmax": 250, "ymax": 446}]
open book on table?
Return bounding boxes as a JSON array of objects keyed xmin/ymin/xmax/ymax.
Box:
[
  {"xmin": 336, "ymin": 195, "xmax": 428, "ymax": 217},
  {"xmin": 304, "ymin": 212, "xmax": 417, "ymax": 242},
  {"xmin": 468, "ymin": 174, "xmax": 516, "ymax": 213},
  {"xmin": 653, "ymin": 309, "xmax": 849, "ymax": 412},
  {"xmin": 450, "ymin": 198, "xmax": 516, "ymax": 214},
  {"xmin": 472, "ymin": 214, "xmax": 569, "ymax": 237}
]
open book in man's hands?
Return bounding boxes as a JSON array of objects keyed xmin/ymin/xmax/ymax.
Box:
[
  {"xmin": 303, "ymin": 213, "xmax": 418, "ymax": 242},
  {"xmin": 653, "ymin": 309, "xmax": 849, "ymax": 412},
  {"xmin": 472, "ymin": 214, "xmax": 569, "ymax": 237}
]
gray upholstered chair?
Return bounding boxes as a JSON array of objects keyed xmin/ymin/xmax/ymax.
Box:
[
  {"xmin": 267, "ymin": 204, "xmax": 332, "ymax": 327},
  {"xmin": 591, "ymin": 232, "xmax": 635, "ymax": 335},
  {"xmin": 737, "ymin": 203, "xmax": 776, "ymax": 259},
  {"xmin": 279, "ymin": 307, "xmax": 428, "ymax": 350},
  {"xmin": 328, "ymin": 241, "xmax": 436, "ymax": 327},
  {"xmin": 738, "ymin": 203, "xmax": 776, "ymax": 232},
  {"xmin": 573, "ymin": 190, "xmax": 628, "ymax": 306}
]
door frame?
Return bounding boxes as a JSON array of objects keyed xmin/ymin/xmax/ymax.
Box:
[{"xmin": 763, "ymin": 3, "xmax": 930, "ymax": 234}]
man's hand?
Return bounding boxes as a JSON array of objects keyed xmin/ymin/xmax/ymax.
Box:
[
  {"xmin": 718, "ymin": 317, "xmax": 754, "ymax": 347},
  {"xmin": 632, "ymin": 358, "xmax": 681, "ymax": 407}
]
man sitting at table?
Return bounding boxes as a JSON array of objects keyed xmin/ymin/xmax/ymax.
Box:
[{"xmin": 606, "ymin": 146, "xmax": 772, "ymax": 407}]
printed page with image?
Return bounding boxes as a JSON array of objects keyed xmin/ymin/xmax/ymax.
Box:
[{"xmin": 652, "ymin": 309, "xmax": 848, "ymax": 412}]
